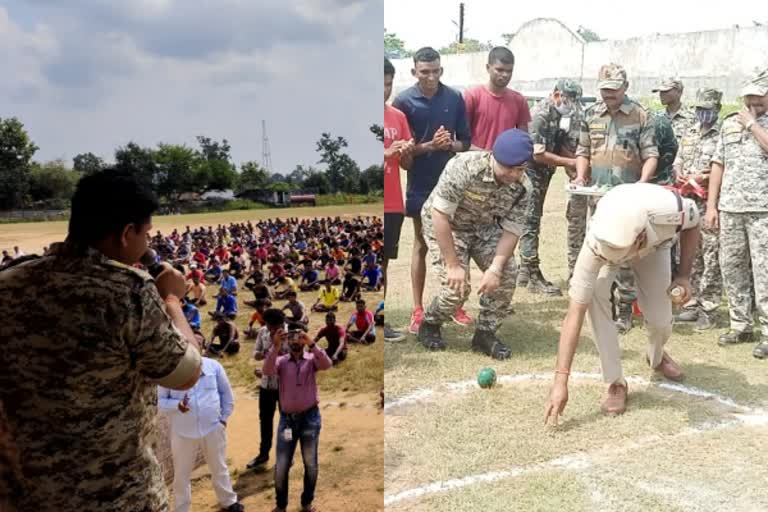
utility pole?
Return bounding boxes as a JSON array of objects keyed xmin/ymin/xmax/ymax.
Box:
[
  {"xmin": 261, "ymin": 120, "xmax": 273, "ymax": 174},
  {"xmin": 459, "ymin": 3, "xmax": 465, "ymax": 43}
]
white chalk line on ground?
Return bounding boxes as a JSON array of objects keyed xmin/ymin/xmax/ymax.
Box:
[{"xmin": 383, "ymin": 372, "xmax": 768, "ymax": 507}]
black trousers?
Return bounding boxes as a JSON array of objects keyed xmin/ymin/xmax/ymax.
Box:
[{"xmin": 259, "ymin": 386, "xmax": 280, "ymax": 457}]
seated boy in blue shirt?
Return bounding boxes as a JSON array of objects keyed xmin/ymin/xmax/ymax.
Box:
[{"xmin": 299, "ymin": 261, "xmax": 321, "ymax": 291}]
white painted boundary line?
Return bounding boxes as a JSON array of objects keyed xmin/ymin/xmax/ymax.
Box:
[{"xmin": 384, "ymin": 372, "xmax": 768, "ymax": 507}]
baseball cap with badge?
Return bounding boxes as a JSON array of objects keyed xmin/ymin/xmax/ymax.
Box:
[
  {"xmin": 741, "ymin": 69, "xmax": 768, "ymax": 97},
  {"xmin": 597, "ymin": 63, "xmax": 627, "ymax": 90},
  {"xmin": 693, "ymin": 88, "xmax": 723, "ymax": 109},
  {"xmin": 652, "ymin": 77, "xmax": 684, "ymax": 93}
]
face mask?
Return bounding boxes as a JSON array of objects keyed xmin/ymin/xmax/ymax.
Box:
[
  {"xmin": 555, "ymin": 100, "xmax": 572, "ymax": 116},
  {"xmin": 696, "ymin": 109, "xmax": 718, "ymax": 125}
]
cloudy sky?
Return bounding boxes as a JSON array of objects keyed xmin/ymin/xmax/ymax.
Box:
[
  {"xmin": 385, "ymin": 0, "xmax": 765, "ymax": 50},
  {"xmin": 0, "ymin": 0, "xmax": 383, "ymax": 174}
]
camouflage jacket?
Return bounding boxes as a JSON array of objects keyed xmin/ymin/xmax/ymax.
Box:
[
  {"xmin": 576, "ymin": 97, "xmax": 659, "ymax": 186},
  {"xmin": 528, "ymin": 98, "xmax": 572, "ymax": 172},
  {"xmin": 0, "ymin": 241, "xmax": 196, "ymax": 512},
  {"xmin": 649, "ymin": 110, "xmax": 679, "ymax": 185},
  {"xmin": 421, "ymin": 151, "xmax": 530, "ymax": 236},
  {"xmin": 713, "ymin": 113, "xmax": 768, "ymax": 212},
  {"xmin": 674, "ymin": 120, "xmax": 721, "ymax": 176},
  {"xmin": 668, "ymin": 106, "xmax": 696, "ymax": 142}
]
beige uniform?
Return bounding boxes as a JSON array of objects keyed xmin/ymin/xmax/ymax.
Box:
[{"xmin": 570, "ymin": 184, "xmax": 700, "ymax": 383}]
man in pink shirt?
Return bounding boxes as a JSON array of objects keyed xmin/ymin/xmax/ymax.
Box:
[
  {"xmin": 463, "ymin": 47, "xmax": 531, "ymax": 151},
  {"xmin": 263, "ymin": 324, "xmax": 332, "ymax": 512}
]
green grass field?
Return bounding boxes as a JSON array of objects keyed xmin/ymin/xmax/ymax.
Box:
[{"xmin": 384, "ymin": 172, "xmax": 768, "ymax": 511}]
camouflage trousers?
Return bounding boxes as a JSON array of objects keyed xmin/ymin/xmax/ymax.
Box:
[
  {"xmin": 519, "ymin": 168, "xmax": 554, "ymax": 268},
  {"xmin": 424, "ymin": 225, "xmax": 517, "ymax": 332},
  {"xmin": 566, "ymin": 192, "xmax": 588, "ymax": 276},
  {"xmin": 586, "ymin": 196, "xmax": 636, "ymax": 305},
  {"xmin": 719, "ymin": 212, "xmax": 768, "ymax": 333},
  {"xmin": 689, "ymin": 197, "xmax": 722, "ymax": 311}
]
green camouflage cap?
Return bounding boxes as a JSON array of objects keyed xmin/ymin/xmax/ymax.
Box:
[
  {"xmin": 741, "ymin": 69, "xmax": 768, "ymax": 97},
  {"xmin": 597, "ymin": 63, "xmax": 627, "ymax": 90},
  {"xmin": 693, "ymin": 88, "xmax": 723, "ymax": 109},
  {"xmin": 555, "ymin": 79, "xmax": 583, "ymax": 100},
  {"xmin": 652, "ymin": 77, "xmax": 684, "ymax": 92}
]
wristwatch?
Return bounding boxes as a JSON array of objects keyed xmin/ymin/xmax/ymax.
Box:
[{"xmin": 488, "ymin": 264, "xmax": 503, "ymax": 277}]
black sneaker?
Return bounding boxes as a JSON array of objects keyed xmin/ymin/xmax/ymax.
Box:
[
  {"xmin": 246, "ymin": 453, "xmax": 269, "ymax": 469},
  {"xmin": 674, "ymin": 309, "xmax": 699, "ymax": 322},
  {"xmin": 224, "ymin": 503, "xmax": 244, "ymax": 512},
  {"xmin": 471, "ymin": 329, "xmax": 511, "ymax": 360},
  {"xmin": 417, "ymin": 321, "xmax": 445, "ymax": 351},
  {"xmin": 527, "ymin": 269, "xmax": 562, "ymax": 296},
  {"xmin": 384, "ymin": 325, "xmax": 406, "ymax": 342},
  {"xmin": 718, "ymin": 330, "xmax": 757, "ymax": 346}
]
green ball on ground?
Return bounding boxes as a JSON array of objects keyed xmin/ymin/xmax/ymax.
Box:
[{"xmin": 477, "ymin": 368, "xmax": 497, "ymax": 389}]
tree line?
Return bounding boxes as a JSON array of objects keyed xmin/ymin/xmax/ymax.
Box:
[{"xmin": 0, "ymin": 117, "xmax": 384, "ymax": 210}]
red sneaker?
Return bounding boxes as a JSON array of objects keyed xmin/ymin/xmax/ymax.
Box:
[
  {"xmin": 408, "ymin": 306, "xmax": 424, "ymax": 334},
  {"xmin": 451, "ymin": 307, "xmax": 473, "ymax": 326}
]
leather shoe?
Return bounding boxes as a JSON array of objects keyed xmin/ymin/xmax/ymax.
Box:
[
  {"xmin": 718, "ymin": 330, "xmax": 757, "ymax": 346},
  {"xmin": 600, "ymin": 382, "xmax": 628, "ymax": 415},
  {"xmin": 650, "ymin": 351, "xmax": 684, "ymax": 382}
]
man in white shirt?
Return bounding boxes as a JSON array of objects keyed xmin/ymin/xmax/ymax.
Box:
[
  {"xmin": 158, "ymin": 357, "xmax": 244, "ymax": 512},
  {"xmin": 545, "ymin": 183, "xmax": 701, "ymax": 420}
]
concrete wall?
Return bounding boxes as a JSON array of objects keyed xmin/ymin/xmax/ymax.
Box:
[{"xmin": 392, "ymin": 17, "xmax": 768, "ymax": 102}]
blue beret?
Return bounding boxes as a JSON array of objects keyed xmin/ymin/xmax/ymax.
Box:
[{"xmin": 492, "ymin": 129, "xmax": 533, "ymax": 167}]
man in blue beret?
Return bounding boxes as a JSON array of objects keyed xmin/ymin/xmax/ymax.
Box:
[{"xmin": 417, "ymin": 129, "xmax": 532, "ymax": 358}]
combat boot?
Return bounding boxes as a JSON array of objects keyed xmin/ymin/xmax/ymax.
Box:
[
  {"xmin": 417, "ymin": 321, "xmax": 445, "ymax": 351},
  {"xmin": 516, "ymin": 263, "xmax": 530, "ymax": 288},
  {"xmin": 471, "ymin": 329, "xmax": 511, "ymax": 360},
  {"xmin": 527, "ymin": 268, "xmax": 562, "ymax": 296},
  {"xmin": 615, "ymin": 302, "xmax": 633, "ymax": 334},
  {"xmin": 694, "ymin": 310, "xmax": 714, "ymax": 331},
  {"xmin": 718, "ymin": 330, "xmax": 757, "ymax": 346},
  {"xmin": 753, "ymin": 341, "xmax": 768, "ymax": 359}
]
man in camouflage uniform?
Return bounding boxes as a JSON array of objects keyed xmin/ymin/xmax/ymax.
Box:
[
  {"xmin": 0, "ymin": 171, "xmax": 202, "ymax": 512},
  {"xmin": 565, "ymin": 97, "xmax": 589, "ymax": 277},
  {"xmin": 517, "ymin": 79, "xmax": 583, "ymax": 296},
  {"xmin": 574, "ymin": 63, "xmax": 659, "ymax": 334},
  {"xmin": 417, "ymin": 129, "xmax": 532, "ymax": 359},
  {"xmin": 673, "ymin": 88, "xmax": 724, "ymax": 331},
  {"xmin": 653, "ymin": 77, "xmax": 696, "ymax": 142},
  {"xmin": 706, "ymin": 70, "xmax": 768, "ymax": 357}
]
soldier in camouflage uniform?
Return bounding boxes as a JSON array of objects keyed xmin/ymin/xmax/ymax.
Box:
[
  {"xmin": 417, "ymin": 129, "xmax": 532, "ymax": 359},
  {"xmin": 0, "ymin": 171, "xmax": 202, "ymax": 512},
  {"xmin": 517, "ymin": 79, "xmax": 583, "ymax": 296},
  {"xmin": 565, "ymin": 96, "xmax": 589, "ymax": 277},
  {"xmin": 673, "ymin": 88, "xmax": 724, "ymax": 331},
  {"xmin": 653, "ymin": 77, "xmax": 696, "ymax": 142},
  {"xmin": 574, "ymin": 63, "xmax": 659, "ymax": 334},
  {"xmin": 706, "ymin": 70, "xmax": 768, "ymax": 357}
]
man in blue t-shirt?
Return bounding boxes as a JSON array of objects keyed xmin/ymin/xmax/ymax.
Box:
[
  {"xmin": 182, "ymin": 299, "xmax": 201, "ymax": 330},
  {"xmin": 361, "ymin": 263, "xmax": 382, "ymax": 291},
  {"xmin": 392, "ymin": 46, "xmax": 471, "ymax": 335},
  {"xmin": 299, "ymin": 261, "xmax": 321, "ymax": 291},
  {"xmin": 219, "ymin": 269, "xmax": 238, "ymax": 296},
  {"xmin": 209, "ymin": 287, "xmax": 238, "ymax": 319}
]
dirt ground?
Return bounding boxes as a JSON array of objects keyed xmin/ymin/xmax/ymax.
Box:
[
  {"xmin": 384, "ymin": 171, "xmax": 768, "ymax": 511},
  {"xmin": 187, "ymin": 388, "xmax": 383, "ymax": 512},
  {"xmin": 0, "ymin": 203, "xmax": 382, "ymax": 255}
]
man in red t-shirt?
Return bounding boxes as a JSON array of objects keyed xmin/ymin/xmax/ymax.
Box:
[
  {"xmin": 346, "ymin": 299, "xmax": 376, "ymax": 344},
  {"xmin": 463, "ymin": 47, "xmax": 531, "ymax": 151},
  {"xmin": 384, "ymin": 57, "xmax": 413, "ymax": 343},
  {"xmin": 314, "ymin": 312, "xmax": 347, "ymax": 364}
]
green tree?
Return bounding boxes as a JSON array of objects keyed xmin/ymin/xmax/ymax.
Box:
[
  {"xmin": 196, "ymin": 136, "xmax": 232, "ymax": 162},
  {"xmin": 198, "ymin": 159, "xmax": 237, "ymax": 191},
  {"xmin": 369, "ymin": 124, "xmax": 384, "ymax": 143},
  {"xmin": 154, "ymin": 143, "xmax": 199, "ymax": 202},
  {"xmin": 114, "ymin": 142, "xmax": 157, "ymax": 186},
  {"xmin": 237, "ymin": 161, "xmax": 270, "ymax": 193},
  {"xmin": 577, "ymin": 26, "xmax": 601, "ymax": 42},
  {"xmin": 302, "ymin": 171, "xmax": 331, "ymax": 194},
  {"xmin": 501, "ymin": 33, "xmax": 515, "ymax": 45},
  {"xmin": 72, "ymin": 152, "xmax": 105, "ymax": 176},
  {"xmin": 28, "ymin": 159, "xmax": 78, "ymax": 204},
  {"xmin": 439, "ymin": 38, "xmax": 492, "ymax": 55},
  {"xmin": 269, "ymin": 172, "xmax": 285, "ymax": 183},
  {"xmin": 0, "ymin": 117, "xmax": 38, "ymax": 209},
  {"xmin": 316, "ymin": 132, "xmax": 362, "ymax": 193},
  {"xmin": 385, "ymin": 29, "xmax": 411, "ymax": 58},
  {"xmin": 362, "ymin": 164, "xmax": 384, "ymax": 192}
]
